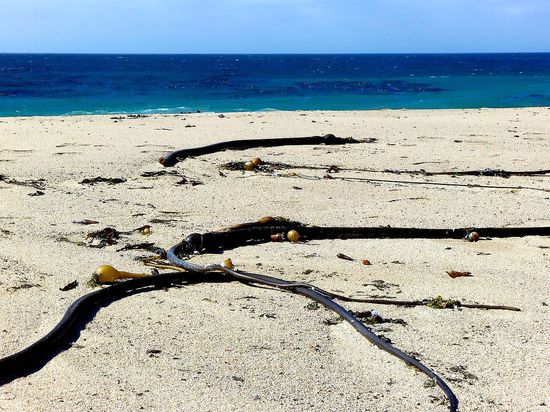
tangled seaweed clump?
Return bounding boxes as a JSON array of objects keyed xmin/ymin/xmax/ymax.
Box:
[{"xmin": 427, "ymin": 296, "xmax": 461, "ymax": 309}]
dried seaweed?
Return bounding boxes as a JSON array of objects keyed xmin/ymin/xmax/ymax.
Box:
[
  {"xmin": 175, "ymin": 177, "xmax": 203, "ymax": 186},
  {"xmin": 86, "ymin": 227, "xmax": 121, "ymax": 247},
  {"xmin": 447, "ymin": 270, "xmax": 473, "ymax": 278},
  {"xmin": 0, "ymin": 174, "xmax": 46, "ymax": 190},
  {"xmin": 73, "ymin": 219, "xmax": 100, "ymax": 225},
  {"xmin": 427, "ymin": 296, "xmax": 461, "ymax": 309},
  {"xmin": 140, "ymin": 170, "xmax": 180, "ymax": 177},
  {"xmin": 60, "ymin": 280, "xmax": 78, "ymax": 291},
  {"xmin": 116, "ymin": 242, "xmax": 163, "ymax": 254},
  {"xmin": 80, "ymin": 177, "xmax": 126, "ymax": 185}
]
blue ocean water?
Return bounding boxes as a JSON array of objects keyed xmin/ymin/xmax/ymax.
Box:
[{"xmin": 1, "ymin": 53, "xmax": 550, "ymax": 116}]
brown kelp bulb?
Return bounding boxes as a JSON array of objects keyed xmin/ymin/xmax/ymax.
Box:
[
  {"xmin": 467, "ymin": 232, "xmax": 479, "ymax": 242},
  {"xmin": 271, "ymin": 233, "xmax": 283, "ymax": 242},
  {"xmin": 222, "ymin": 258, "xmax": 234, "ymax": 269},
  {"xmin": 258, "ymin": 216, "xmax": 274, "ymax": 224},
  {"xmin": 244, "ymin": 161, "xmax": 255, "ymax": 171},
  {"xmin": 95, "ymin": 265, "xmax": 120, "ymax": 283},
  {"xmin": 287, "ymin": 230, "xmax": 300, "ymax": 242},
  {"xmin": 252, "ymin": 157, "xmax": 262, "ymax": 166},
  {"xmin": 142, "ymin": 227, "xmax": 151, "ymax": 235}
]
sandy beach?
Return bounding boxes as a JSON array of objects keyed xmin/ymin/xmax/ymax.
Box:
[{"xmin": 0, "ymin": 108, "xmax": 549, "ymax": 411}]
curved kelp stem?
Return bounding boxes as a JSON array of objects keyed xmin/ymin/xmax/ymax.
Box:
[
  {"xmin": 159, "ymin": 134, "xmax": 360, "ymax": 167},
  {"xmin": 165, "ymin": 244, "xmax": 459, "ymax": 412},
  {"xmin": 0, "ymin": 272, "xmax": 230, "ymax": 385}
]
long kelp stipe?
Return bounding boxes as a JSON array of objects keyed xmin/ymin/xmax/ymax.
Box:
[{"xmin": 159, "ymin": 134, "xmax": 362, "ymax": 166}]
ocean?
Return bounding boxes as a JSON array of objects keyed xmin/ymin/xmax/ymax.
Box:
[{"xmin": 1, "ymin": 53, "xmax": 549, "ymax": 116}]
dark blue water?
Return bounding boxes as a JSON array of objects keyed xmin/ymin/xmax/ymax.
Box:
[{"xmin": 1, "ymin": 53, "xmax": 550, "ymax": 116}]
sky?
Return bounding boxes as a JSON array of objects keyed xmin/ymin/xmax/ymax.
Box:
[{"xmin": 0, "ymin": 0, "xmax": 549, "ymax": 53}]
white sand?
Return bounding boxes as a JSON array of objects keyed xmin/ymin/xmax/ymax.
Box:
[{"xmin": 0, "ymin": 108, "xmax": 549, "ymax": 411}]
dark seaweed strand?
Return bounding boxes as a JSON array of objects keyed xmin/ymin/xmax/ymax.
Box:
[
  {"xmin": 159, "ymin": 134, "xmax": 360, "ymax": 166},
  {"xmin": 0, "ymin": 272, "xmax": 229, "ymax": 385},
  {"xmin": 184, "ymin": 223, "xmax": 550, "ymax": 253},
  {"xmin": 165, "ymin": 244, "xmax": 458, "ymax": 412}
]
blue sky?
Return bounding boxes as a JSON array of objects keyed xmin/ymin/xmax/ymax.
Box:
[{"xmin": 1, "ymin": 0, "xmax": 549, "ymax": 53}]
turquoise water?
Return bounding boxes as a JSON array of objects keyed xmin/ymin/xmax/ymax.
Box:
[{"xmin": 1, "ymin": 54, "xmax": 549, "ymax": 116}]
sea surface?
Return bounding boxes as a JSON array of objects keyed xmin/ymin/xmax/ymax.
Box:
[{"xmin": 1, "ymin": 53, "xmax": 550, "ymax": 116}]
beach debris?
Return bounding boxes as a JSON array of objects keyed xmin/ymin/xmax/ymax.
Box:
[
  {"xmin": 325, "ymin": 311, "xmax": 407, "ymax": 326},
  {"xmin": 175, "ymin": 177, "xmax": 203, "ymax": 186},
  {"xmin": 287, "ymin": 230, "xmax": 300, "ymax": 242},
  {"xmin": 423, "ymin": 379, "xmax": 436, "ymax": 388},
  {"xmin": 447, "ymin": 365, "xmax": 479, "ymax": 385},
  {"xmin": 133, "ymin": 225, "xmax": 152, "ymax": 235},
  {"xmin": 56, "ymin": 236, "xmax": 86, "ymax": 246},
  {"xmin": 80, "ymin": 177, "xmax": 126, "ymax": 185},
  {"xmin": 362, "ymin": 259, "xmax": 372, "ymax": 265},
  {"xmin": 352, "ymin": 310, "xmax": 407, "ymax": 325},
  {"xmin": 140, "ymin": 170, "xmax": 180, "ymax": 177},
  {"xmin": 126, "ymin": 114, "xmax": 149, "ymax": 119},
  {"xmin": 337, "ymin": 253, "xmax": 354, "ymax": 261},
  {"xmin": 73, "ymin": 219, "xmax": 100, "ymax": 225},
  {"xmin": 146, "ymin": 349, "xmax": 162, "ymax": 358},
  {"xmin": 86, "ymin": 227, "xmax": 121, "ymax": 247},
  {"xmin": 305, "ymin": 301, "xmax": 320, "ymax": 310},
  {"xmin": 228, "ymin": 160, "xmax": 279, "ymax": 173},
  {"xmin": 149, "ymin": 218, "xmax": 179, "ymax": 224},
  {"xmin": 243, "ymin": 161, "xmax": 255, "ymax": 171},
  {"xmin": 91, "ymin": 265, "xmax": 148, "ymax": 284},
  {"xmin": 363, "ymin": 279, "xmax": 399, "ymax": 291},
  {"xmin": 141, "ymin": 169, "xmax": 201, "ymax": 185},
  {"xmin": 60, "ymin": 280, "xmax": 78, "ymax": 291},
  {"xmin": 0, "ymin": 174, "xmax": 46, "ymax": 190},
  {"xmin": 222, "ymin": 258, "xmax": 234, "ymax": 269},
  {"xmin": 116, "ymin": 242, "xmax": 159, "ymax": 252},
  {"xmin": 7, "ymin": 281, "xmax": 41, "ymax": 292},
  {"xmin": 28, "ymin": 190, "xmax": 45, "ymax": 196},
  {"xmin": 447, "ymin": 270, "xmax": 473, "ymax": 278},
  {"xmin": 466, "ymin": 231, "xmax": 480, "ymax": 242},
  {"xmin": 427, "ymin": 296, "xmax": 461, "ymax": 309}
]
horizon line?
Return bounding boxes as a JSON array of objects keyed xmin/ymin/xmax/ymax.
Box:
[{"xmin": 2, "ymin": 51, "xmax": 550, "ymax": 56}]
